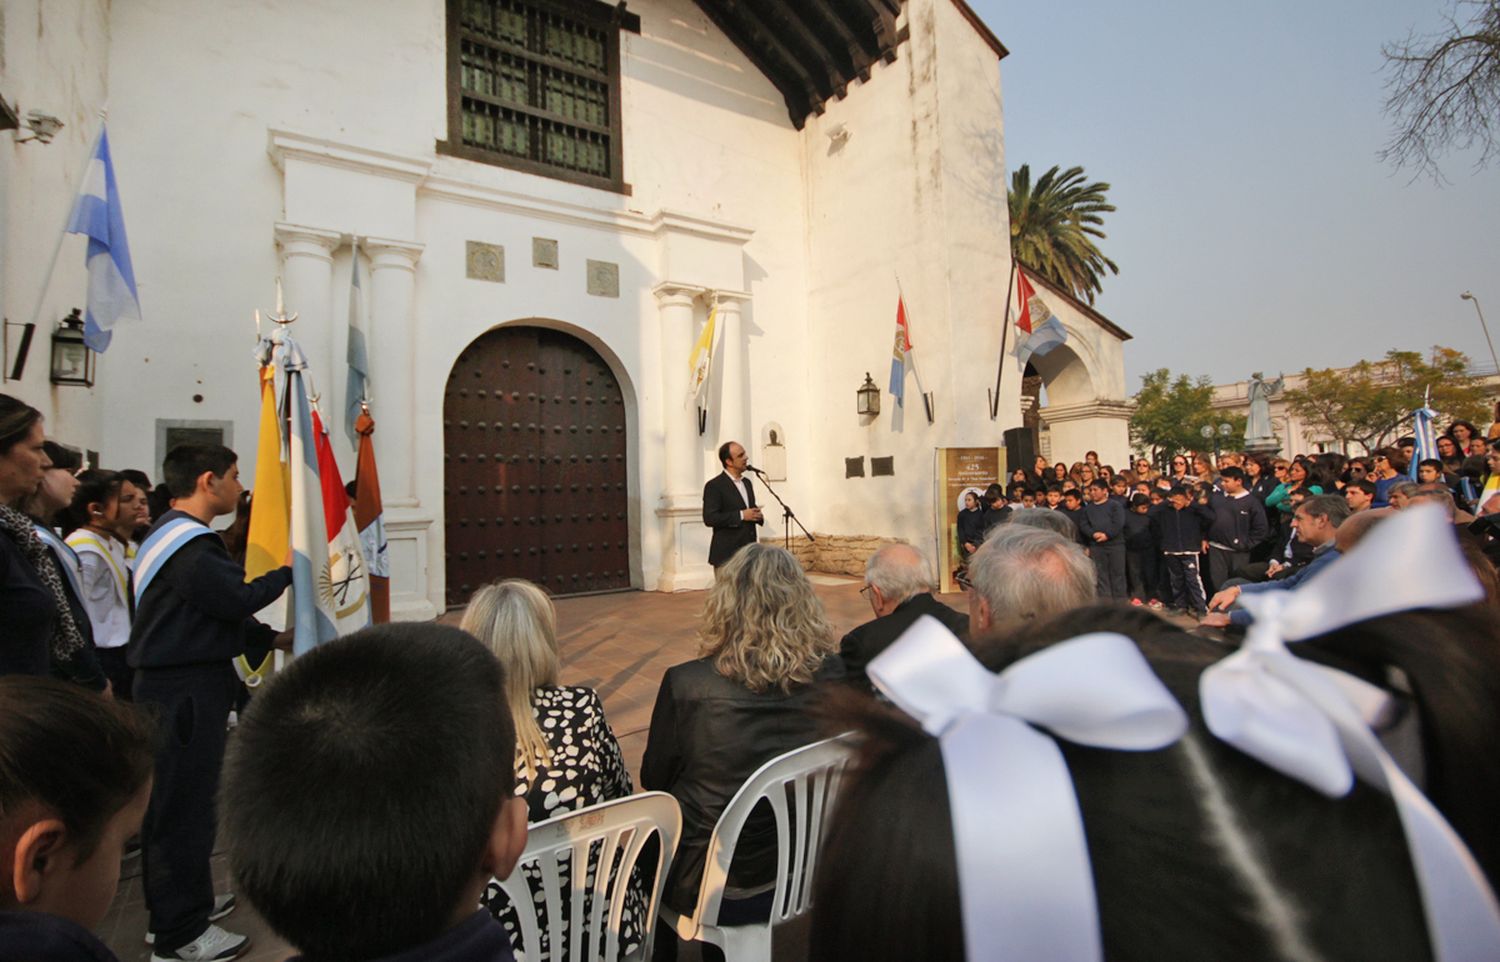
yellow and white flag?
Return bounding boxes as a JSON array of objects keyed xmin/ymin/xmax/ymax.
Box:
[{"xmin": 687, "ymin": 303, "xmax": 718, "ymax": 405}]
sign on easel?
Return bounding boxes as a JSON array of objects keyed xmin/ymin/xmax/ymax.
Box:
[{"xmin": 936, "ymin": 447, "xmax": 1000, "ymax": 594}]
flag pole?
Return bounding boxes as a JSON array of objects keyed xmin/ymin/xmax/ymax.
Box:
[
  {"xmin": 26, "ymin": 108, "xmax": 109, "ymax": 336},
  {"xmin": 990, "ymin": 257, "xmax": 1018, "ymax": 420}
]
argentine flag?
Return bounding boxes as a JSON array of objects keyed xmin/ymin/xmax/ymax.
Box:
[
  {"xmin": 65, "ymin": 127, "xmax": 140, "ymax": 353},
  {"xmin": 1012, "ymin": 268, "xmax": 1067, "ymax": 373}
]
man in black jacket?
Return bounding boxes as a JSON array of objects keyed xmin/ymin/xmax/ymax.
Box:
[
  {"xmin": 1205, "ymin": 466, "xmax": 1269, "ymax": 594},
  {"xmin": 702, "ymin": 441, "xmax": 763, "ymax": 568},
  {"xmin": 840, "ymin": 543, "xmax": 968, "ymax": 686},
  {"xmin": 130, "ymin": 444, "xmax": 291, "ymax": 961}
]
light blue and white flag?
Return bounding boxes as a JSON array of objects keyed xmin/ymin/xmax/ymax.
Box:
[
  {"xmin": 65, "ymin": 127, "xmax": 140, "ymax": 353},
  {"xmin": 1408, "ymin": 400, "xmax": 1439, "ymax": 482},
  {"xmin": 282, "ymin": 334, "xmax": 340, "ymax": 655},
  {"xmin": 344, "ymin": 241, "xmax": 369, "ymax": 448},
  {"xmin": 1012, "ymin": 268, "xmax": 1068, "ymax": 373}
]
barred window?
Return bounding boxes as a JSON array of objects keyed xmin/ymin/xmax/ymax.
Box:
[{"xmin": 442, "ymin": 0, "xmax": 637, "ymax": 192}]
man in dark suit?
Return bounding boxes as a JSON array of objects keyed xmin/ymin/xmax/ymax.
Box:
[
  {"xmin": 703, "ymin": 440, "xmax": 763, "ymax": 568},
  {"xmin": 840, "ymin": 543, "xmax": 968, "ymax": 686}
]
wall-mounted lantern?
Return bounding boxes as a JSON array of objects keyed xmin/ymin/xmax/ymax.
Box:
[
  {"xmin": 50, "ymin": 309, "xmax": 94, "ymax": 387},
  {"xmin": 857, "ymin": 372, "xmax": 880, "ymax": 417}
]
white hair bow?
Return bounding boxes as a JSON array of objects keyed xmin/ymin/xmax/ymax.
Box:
[
  {"xmin": 868, "ymin": 616, "xmax": 1187, "ymax": 962},
  {"xmin": 1200, "ymin": 503, "xmax": 1500, "ymax": 962}
]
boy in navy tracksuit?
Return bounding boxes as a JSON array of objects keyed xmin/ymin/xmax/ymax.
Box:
[
  {"xmin": 129, "ymin": 445, "xmax": 291, "ymax": 960},
  {"xmin": 1123, "ymin": 494, "xmax": 1159, "ymax": 605},
  {"xmin": 1079, "ymin": 479, "xmax": 1127, "ymax": 598},
  {"xmin": 1152, "ymin": 485, "xmax": 1214, "ymax": 615}
]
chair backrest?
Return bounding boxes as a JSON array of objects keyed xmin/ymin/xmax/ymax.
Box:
[
  {"xmin": 689, "ymin": 733, "xmax": 856, "ymax": 931},
  {"xmin": 496, "ymin": 791, "xmax": 682, "ymax": 962}
]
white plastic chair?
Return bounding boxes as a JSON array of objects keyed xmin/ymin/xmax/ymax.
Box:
[
  {"xmin": 495, "ymin": 791, "xmax": 682, "ymax": 962},
  {"xmin": 660, "ymin": 733, "xmax": 856, "ymax": 962}
]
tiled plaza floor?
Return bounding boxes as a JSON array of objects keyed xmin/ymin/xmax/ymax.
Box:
[{"xmin": 99, "ymin": 574, "xmax": 917, "ymax": 961}]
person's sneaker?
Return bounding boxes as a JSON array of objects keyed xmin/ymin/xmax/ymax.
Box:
[
  {"xmin": 1147, "ymin": 599, "xmax": 1165, "ymax": 610},
  {"xmin": 1129, "ymin": 597, "xmax": 1144, "ymax": 607},
  {"xmin": 149, "ymin": 923, "xmax": 249, "ymax": 961},
  {"xmin": 146, "ymin": 896, "xmax": 236, "ymax": 945}
]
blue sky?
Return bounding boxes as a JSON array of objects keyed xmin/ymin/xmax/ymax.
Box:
[{"xmin": 969, "ymin": 0, "xmax": 1500, "ymax": 388}]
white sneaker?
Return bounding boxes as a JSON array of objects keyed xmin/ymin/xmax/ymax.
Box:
[
  {"xmin": 149, "ymin": 923, "xmax": 249, "ymax": 962},
  {"xmin": 145, "ymin": 895, "xmax": 237, "ymax": 946}
]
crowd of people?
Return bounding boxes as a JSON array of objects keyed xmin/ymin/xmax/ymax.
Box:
[
  {"xmin": 956, "ymin": 433, "xmax": 1500, "ymax": 621},
  {"xmin": 5, "ymin": 390, "xmax": 1500, "ymax": 962}
]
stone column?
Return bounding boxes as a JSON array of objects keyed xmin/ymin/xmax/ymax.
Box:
[
  {"xmin": 712, "ymin": 292, "xmax": 752, "ymax": 449},
  {"xmin": 653, "ymin": 283, "xmax": 711, "ymax": 591},
  {"xmin": 274, "ymin": 224, "xmax": 341, "ymax": 408},
  {"xmin": 364, "ymin": 238, "xmax": 424, "ymax": 507}
]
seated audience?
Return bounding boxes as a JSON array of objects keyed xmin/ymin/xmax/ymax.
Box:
[
  {"xmin": 1203, "ymin": 494, "xmax": 1350, "ymax": 628},
  {"xmin": 221, "ymin": 624, "xmax": 528, "ymax": 962},
  {"xmin": 964, "ymin": 524, "xmax": 1095, "ymax": 637},
  {"xmin": 460, "ymin": 579, "xmax": 637, "ymax": 959},
  {"xmin": 1344, "ymin": 478, "xmax": 1376, "ymax": 513},
  {"xmin": 642, "ymin": 544, "xmax": 842, "ymax": 942},
  {"xmin": 0, "ymin": 676, "xmax": 153, "ymax": 961},
  {"xmin": 841, "ymin": 543, "xmax": 968, "ymax": 684}
]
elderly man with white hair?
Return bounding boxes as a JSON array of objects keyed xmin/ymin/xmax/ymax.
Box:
[
  {"xmin": 965, "ymin": 524, "xmax": 1097, "ymax": 638},
  {"xmin": 840, "ymin": 542, "xmax": 969, "ymax": 685}
]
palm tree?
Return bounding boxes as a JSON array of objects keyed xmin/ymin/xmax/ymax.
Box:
[{"xmin": 1008, "ymin": 164, "xmax": 1119, "ymax": 304}]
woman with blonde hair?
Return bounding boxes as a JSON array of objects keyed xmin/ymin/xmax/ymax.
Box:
[
  {"xmin": 462, "ymin": 578, "xmax": 636, "ymax": 958},
  {"xmin": 642, "ymin": 543, "xmax": 843, "ymax": 939}
]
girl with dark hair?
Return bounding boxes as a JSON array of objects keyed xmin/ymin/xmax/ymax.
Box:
[
  {"xmin": 1052, "ymin": 461, "xmax": 1069, "ymax": 483},
  {"xmin": 1168, "ymin": 454, "xmax": 1190, "ymax": 483},
  {"xmin": 813, "ymin": 587, "xmax": 1500, "ymax": 962},
  {"xmin": 1265, "ymin": 458, "xmax": 1323, "ymax": 517},
  {"xmin": 1449, "ymin": 420, "xmax": 1480, "ymax": 456},
  {"xmin": 63, "ymin": 471, "xmax": 141, "ymax": 699},
  {"xmin": 1369, "ymin": 448, "xmax": 1408, "ymax": 508},
  {"xmin": 0, "ymin": 675, "xmax": 154, "ymax": 958}
]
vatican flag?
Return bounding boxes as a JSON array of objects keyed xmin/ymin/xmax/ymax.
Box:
[{"xmin": 687, "ymin": 303, "xmax": 718, "ymax": 406}]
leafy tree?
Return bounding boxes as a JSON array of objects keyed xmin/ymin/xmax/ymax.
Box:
[
  {"xmin": 1130, "ymin": 369, "xmax": 1247, "ymax": 463},
  {"xmin": 1283, "ymin": 347, "xmax": 1491, "ymax": 451},
  {"xmin": 1008, "ymin": 164, "xmax": 1119, "ymax": 305},
  {"xmin": 1381, "ymin": 0, "xmax": 1500, "ymax": 179}
]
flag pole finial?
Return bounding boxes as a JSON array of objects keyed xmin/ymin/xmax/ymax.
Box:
[{"xmin": 267, "ymin": 277, "xmax": 298, "ymax": 326}]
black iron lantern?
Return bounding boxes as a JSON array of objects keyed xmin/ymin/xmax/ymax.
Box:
[
  {"xmin": 857, "ymin": 372, "xmax": 880, "ymax": 416},
  {"xmin": 50, "ymin": 309, "xmax": 94, "ymax": 387}
]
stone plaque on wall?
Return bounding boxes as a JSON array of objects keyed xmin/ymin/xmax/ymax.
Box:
[
  {"xmin": 533, "ymin": 237, "xmax": 558, "ymax": 269},
  {"xmin": 586, "ymin": 259, "xmax": 619, "ymax": 298},
  {"xmin": 466, "ymin": 241, "xmax": 505, "ymax": 282},
  {"xmin": 845, "ymin": 457, "xmax": 865, "ymax": 478},
  {"xmin": 871, "ymin": 456, "xmax": 895, "ymax": 477}
]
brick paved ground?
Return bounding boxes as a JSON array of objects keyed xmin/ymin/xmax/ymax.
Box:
[{"xmin": 99, "ymin": 575, "xmax": 932, "ymax": 961}]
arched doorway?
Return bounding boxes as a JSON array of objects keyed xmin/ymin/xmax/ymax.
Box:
[{"xmin": 444, "ymin": 326, "xmax": 630, "ymax": 607}]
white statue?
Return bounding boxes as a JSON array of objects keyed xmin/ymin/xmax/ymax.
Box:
[{"xmin": 1245, "ymin": 372, "xmax": 1283, "ymax": 443}]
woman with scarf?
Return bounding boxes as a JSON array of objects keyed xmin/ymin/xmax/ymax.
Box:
[{"xmin": 0, "ymin": 395, "xmax": 103, "ymax": 690}]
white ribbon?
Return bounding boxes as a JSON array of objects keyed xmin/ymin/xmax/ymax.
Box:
[
  {"xmin": 868, "ymin": 615, "xmax": 1187, "ymax": 962},
  {"xmin": 1201, "ymin": 503, "xmax": 1500, "ymax": 962}
]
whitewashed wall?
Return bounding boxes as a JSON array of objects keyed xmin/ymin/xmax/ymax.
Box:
[
  {"xmin": 0, "ymin": 0, "xmax": 111, "ymax": 453},
  {"xmin": 800, "ymin": 0, "xmax": 1015, "ymax": 566}
]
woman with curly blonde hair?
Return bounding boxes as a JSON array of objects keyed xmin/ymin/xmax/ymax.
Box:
[{"xmin": 642, "ymin": 543, "xmax": 843, "ymax": 932}]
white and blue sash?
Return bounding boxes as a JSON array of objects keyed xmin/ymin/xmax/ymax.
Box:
[
  {"xmin": 33, "ymin": 524, "xmax": 85, "ymax": 601},
  {"xmin": 133, "ymin": 517, "xmax": 215, "ymax": 605}
]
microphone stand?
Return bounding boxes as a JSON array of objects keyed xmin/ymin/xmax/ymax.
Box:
[{"xmin": 750, "ymin": 468, "xmax": 814, "ymax": 550}]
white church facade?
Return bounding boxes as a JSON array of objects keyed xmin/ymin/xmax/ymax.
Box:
[{"xmin": 2, "ymin": 0, "xmax": 1132, "ymax": 617}]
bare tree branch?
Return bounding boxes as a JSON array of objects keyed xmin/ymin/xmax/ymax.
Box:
[{"xmin": 1381, "ymin": 0, "xmax": 1500, "ymax": 181}]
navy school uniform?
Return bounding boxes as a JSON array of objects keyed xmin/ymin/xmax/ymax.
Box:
[
  {"xmin": 1078, "ymin": 498, "xmax": 1127, "ymax": 598},
  {"xmin": 129, "ymin": 509, "xmax": 291, "ymax": 952},
  {"xmin": 1151, "ymin": 501, "xmax": 1214, "ymax": 613}
]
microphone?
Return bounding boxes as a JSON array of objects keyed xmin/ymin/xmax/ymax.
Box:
[{"xmin": 745, "ymin": 464, "xmax": 767, "ymax": 476}]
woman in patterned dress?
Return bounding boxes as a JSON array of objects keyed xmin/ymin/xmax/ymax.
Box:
[{"xmin": 461, "ymin": 578, "xmax": 638, "ymax": 960}]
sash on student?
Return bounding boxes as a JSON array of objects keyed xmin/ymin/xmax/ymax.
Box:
[
  {"xmin": 33, "ymin": 524, "xmax": 85, "ymax": 601},
  {"xmin": 133, "ymin": 517, "xmax": 215, "ymax": 604},
  {"xmin": 66, "ymin": 531, "xmax": 130, "ymax": 606}
]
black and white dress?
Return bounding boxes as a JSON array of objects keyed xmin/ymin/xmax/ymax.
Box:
[{"xmin": 482, "ymin": 685, "xmax": 640, "ymax": 960}]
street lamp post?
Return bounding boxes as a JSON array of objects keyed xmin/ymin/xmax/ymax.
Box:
[{"xmin": 1460, "ymin": 292, "xmax": 1500, "ymax": 376}]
